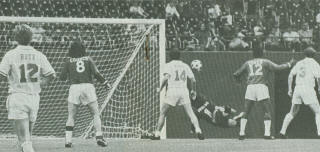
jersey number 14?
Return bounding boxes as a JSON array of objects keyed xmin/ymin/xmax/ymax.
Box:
[{"xmin": 175, "ymin": 70, "xmax": 186, "ymax": 81}]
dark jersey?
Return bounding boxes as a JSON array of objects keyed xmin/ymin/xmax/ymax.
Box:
[
  {"xmin": 60, "ymin": 56, "xmax": 97, "ymax": 84},
  {"xmin": 191, "ymin": 94, "xmax": 215, "ymax": 114},
  {"xmin": 234, "ymin": 58, "xmax": 288, "ymax": 85}
]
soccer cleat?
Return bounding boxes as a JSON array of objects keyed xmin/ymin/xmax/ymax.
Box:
[
  {"xmin": 65, "ymin": 142, "xmax": 73, "ymax": 148},
  {"xmin": 279, "ymin": 133, "xmax": 288, "ymax": 139},
  {"xmin": 150, "ymin": 135, "xmax": 161, "ymax": 140},
  {"xmin": 239, "ymin": 135, "xmax": 245, "ymax": 140},
  {"xmin": 197, "ymin": 133, "xmax": 205, "ymax": 140},
  {"xmin": 264, "ymin": 136, "xmax": 275, "ymax": 140},
  {"xmin": 96, "ymin": 138, "xmax": 108, "ymax": 147}
]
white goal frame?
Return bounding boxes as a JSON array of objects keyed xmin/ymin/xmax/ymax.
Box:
[{"xmin": 0, "ymin": 16, "xmax": 166, "ymax": 139}]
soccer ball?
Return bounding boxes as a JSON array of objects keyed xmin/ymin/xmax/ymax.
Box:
[{"xmin": 191, "ymin": 60, "xmax": 202, "ymax": 71}]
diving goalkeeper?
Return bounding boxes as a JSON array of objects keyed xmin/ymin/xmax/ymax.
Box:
[{"xmin": 190, "ymin": 91, "xmax": 243, "ymax": 132}]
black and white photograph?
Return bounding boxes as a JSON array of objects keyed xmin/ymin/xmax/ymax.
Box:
[{"xmin": 0, "ymin": 0, "xmax": 320, "ymax": 152}]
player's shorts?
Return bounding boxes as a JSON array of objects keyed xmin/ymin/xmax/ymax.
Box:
[
  {"xmin": 292, "ymin": 86, "xmax": 319, "ymax": 105},
  {"xmin": 245, "ymin": 84, "xmax": 270, "ymax": 101},
  {"xmin": 164, "ymin": 88, "xmax": 190, "ymax": 106},
  {"xmin": 68, "ymin": 83, "xmax": 97, "ymax": 105},
  {"xmin": 6, "ymin": 93, "xmax": 40, "ymax": 122}
]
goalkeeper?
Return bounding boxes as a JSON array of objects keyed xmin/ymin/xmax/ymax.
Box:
[{"xmin": 190, "ymin": 91, "xmax": 243, "ymax": 132}]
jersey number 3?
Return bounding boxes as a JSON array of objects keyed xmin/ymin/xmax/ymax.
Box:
[
  {"xmin": 76, "ymin": 61, "xmax": 85, "ymax": 73},
  {"xmin": 19, "ymin": 64, "xmax": 39, "ymax": 83},
  {"xmin": 248, "ymin": 63, "xmax": 263, "ymax": 76}
]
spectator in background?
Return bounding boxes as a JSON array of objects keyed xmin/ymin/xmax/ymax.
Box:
[
  {"xmin": 31, "ymin": 23, "xmax": 45, "ymax": 42},
  {"xmin": 265, "ymin": 26, "xmax": 282, "ymax": 51},
  {"xmin": 316, "ymin": 11, "xmax": 320, "ymax": 24},
  {"xmin": 165, "ymin": 1, "xmax": 180, "ymax": 20},
  {"xmin": 229, "ymin": 32, "xmax": 249, "ymax": 51},
  {"xmin": 298, "ymin": 23, "xmax": 313, "ymax": 49},
  {"xmin": 205, "ymin": 37, "xmax": 226, "ymax": 51},
  {"xmin": 130, "ymin": 1, "xmax": 148, "ymax": 18},
  {"xmin": 283, "ymin": 26, "xmax": 300, "ymax": 51},
  {"xmin": 195, "ymin": 23, "xmax": 210, "ymax": 50},
  {"xmin": 208, "ymin": 3, "xmax": 221, "ymax": 26}
]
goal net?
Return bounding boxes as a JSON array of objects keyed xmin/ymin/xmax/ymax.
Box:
[{"xmin": 0, "ymin": 17, "xmax": 165, "ymax": 138}]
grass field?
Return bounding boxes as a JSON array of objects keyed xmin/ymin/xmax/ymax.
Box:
[{"xmin": 1, "ymin": 138, "xmax": 320, "ymax": 152}]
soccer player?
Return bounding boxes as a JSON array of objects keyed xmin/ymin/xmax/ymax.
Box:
[
  {"xmin": 233, "ymin": 47, "xmax": 294, "ymax": 140},
  {"xmin": 60, "ymin": 41, "xmax": 110, "ymax": 147},
  {"xmin": 152, "ymin": 51, "xmax": 204, "ymax": 140},
  {"xmin": 189, "ymin": 91, "xmax": 242, "ymax": 130},
  {"xmin": 0, "ymin": 24, "xmax": 56, "ymax": 152},
  {"xmin": 279, "ymin": 47, "xmax": 320, "ymax": 138}
]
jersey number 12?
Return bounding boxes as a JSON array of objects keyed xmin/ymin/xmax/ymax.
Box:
[
  {"xmin": 248, "ymin": 63, "xmax": 263, "ymax": 76},
  {"xmin": 20, "ymin": 64, "xmax": 39, "ymax": 83}
]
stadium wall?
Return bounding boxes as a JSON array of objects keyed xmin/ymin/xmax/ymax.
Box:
[{"xmin": 166, "ymin": 51, "xmax": 319, "ymax": 139}]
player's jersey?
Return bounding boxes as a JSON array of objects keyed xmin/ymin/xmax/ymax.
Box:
[
  {"xmin": 164, "ymin": 60, "xmax": 194, "ymax": 89},
  {"xmin": 60, "ymin": 56, "xmax": 96, "ymax": 84},
  {"xmin": 191, "ymin": 94, "xmax": 215, "ymax": 113},
  {"xmin": 290, "ymin": 57, "xmax": 320, "ymax": 88},
  {"xmin": 243, "ymin": 58, "xmax": 274, "ymax": 85},
  {"xmin": 0, "ymin": 45, "xmax": 55, "ymax": 94}
]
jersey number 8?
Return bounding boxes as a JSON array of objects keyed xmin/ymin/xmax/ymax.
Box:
[{"xmin": 76, "ymin": 60, "xmax": 85, "ymax": 73}]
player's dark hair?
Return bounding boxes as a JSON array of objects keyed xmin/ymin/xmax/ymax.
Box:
[
  {"xmin": 68, "ymin": 41, "xmax": 86, "ymax": 58},
  {"xmin": 303, "ymin": 47, "xmax": 316, "ymax": 58},
  {"xmin": 169, "ymin": 51, "xmax": 180, "ymax": 60},
  {"xmin": 252, "ymin": 42, "xmax": 264, "ymax": 58},
  {"xmin": 15, "ymin": 24, "xmax": 33, "ymax": 45}
]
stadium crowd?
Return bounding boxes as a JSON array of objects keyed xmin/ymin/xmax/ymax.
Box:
[{"xmin": 1, "ymin": 0, "xmax": 320, "ymax": 51}]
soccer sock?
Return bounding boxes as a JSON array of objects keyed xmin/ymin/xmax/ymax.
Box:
[
  {"xmin": 264, "ymin": 120, "xmax": 271, "ymax": 136},
  {"xmin": 315, "ymin": 114, "xmax": 320, "ymax": 136},
  {"xmin": 21, "ymin": 141, "xmax": 34, "ymax": 152},
  {"xmin": 280, "ymin": 113, "xmax": 294, "ymax": 135},
  {"xmin": 239, "ymin": 118, "xmax": 247, "ymax": 136},
  {"xmin": 65, "ymin": 126, "xmax": 74, "ymax": 143}
]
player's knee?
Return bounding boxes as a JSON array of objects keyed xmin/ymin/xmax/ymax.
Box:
[
  {"xmin": 242, "ymin": 112, "xmax": 249, "ymax": 119},
  {"xmin": 264, "ymin": 113, "xmax": 271, "ymax": 120}
]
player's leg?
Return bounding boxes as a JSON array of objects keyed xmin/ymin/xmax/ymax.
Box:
[
  {"xmin": 153, "ymin": 103, "xmax": 171, "ymax": 139},
  {"xmin": 308, "ymin": 103, "xmax": 320, "ymax": 136},
  {"xmin": 279, "ymin": 104, "xmax": 300, "ymax": 137},
  {"xmin": 261, "ymin": 98, "xmax": 274, "ymax": 139},
  {"xmin": 183, "ymin": 102, "xmax": 204, "ymax": 140},
  {"xmin": 87, "ymin": 101, "xmax": 107, "ymax": 147},
  {"xmin": 65, "ymin": 102, "xmax": 78, "ymax": 147},
  {"xmin": 14, "ymin": 119, "xmax": 34, "ymax": 152},
  {"xmin": 239, "ymin": 99, "xmax": 255, "ymax": 138}
]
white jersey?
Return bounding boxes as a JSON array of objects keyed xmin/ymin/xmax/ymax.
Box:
[
  {"xmin": 164, "ymin": 60, "xmax": 195, "ymax": 89},
  {"xmin": 0, "ymin": 45, "xmax": 55, "ymax": 94},
  {"xmin": 290, "ymin": 57, "xmax": 320, "ymax": 88}
]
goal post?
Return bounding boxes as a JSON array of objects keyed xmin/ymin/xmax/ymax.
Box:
[{"xmin": 0, "ymin": 17, "xmax": 166, "ymax": 139}]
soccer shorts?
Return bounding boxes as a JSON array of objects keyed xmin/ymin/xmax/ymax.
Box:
[
  {"xmin": 245, "ymin": 84, "xmax": 270, "ymax": 101},
  {"xmin": 68, "ymin": 83, "xmax": 97, "ymax": 105},
  {"xmin": 6, "ymin": 93, "xmax": 40, "ymax": 122},
  {"xmin": 164, "ymin": 88, "xmax": 190, "ymax": 106},
  {"xmin": 292, "ymin": 86, "xmax": 319, "ymax": 105}
]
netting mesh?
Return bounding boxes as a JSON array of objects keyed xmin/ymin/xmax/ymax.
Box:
[{"xmin": 0, "ymin": 19, "xmax": 161, "ymax": 138}]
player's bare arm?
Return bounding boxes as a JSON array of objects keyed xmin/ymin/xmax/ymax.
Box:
[
  {"xmin": 158, "ymin": 74, "xmax": 169, "ymax": 92},
  {"xmin": 288, "ymin": 69, "xmax": 296, "ymax": 97},
  {"xmin": 88, "ymin": 57, "xmax": 111, "ymax": 88},
  {"xmin": 233, "ymin": 62, "xmax": 247, "ymax": 83},
  {"xmin": 41, "ymin": 74, "xmax": 56, "ymax": 87},
  {"xmin": 268, "ymin": 59, "xmax": 295, "ymax": 71}
]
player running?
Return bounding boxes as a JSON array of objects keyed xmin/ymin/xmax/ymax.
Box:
[
  {"xmin": 279, "ymin": 47, "xmax": 320, "ymax": 139},
  {"xmin": 60, "ymin": 41, "xmax": 110, "ymax": 147},
  {"xmin": 151, "ymin": 51, "xmax": 204, "ymax": 140},
  {"xmin": 189, "ymin": 91, "xmax": 243, "ymax": 132},
  {"xmin": 233, "ymin": 47, "xmax": 294, "ymax": 140},
  {"xmin": 0, "ymin": 24, "xmax": 56, "ymax": 152}
]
